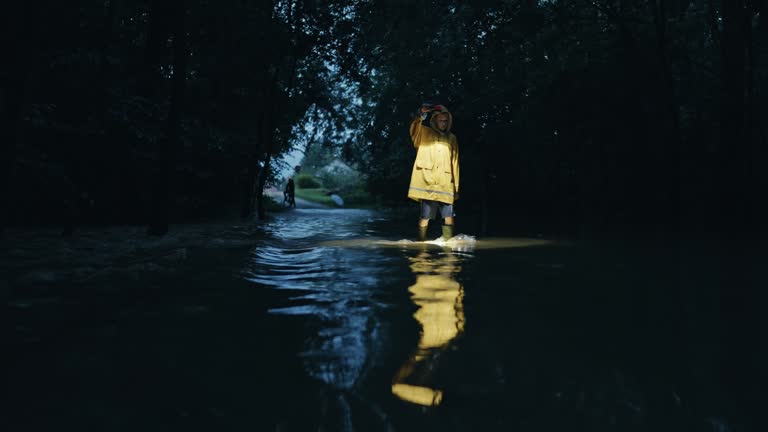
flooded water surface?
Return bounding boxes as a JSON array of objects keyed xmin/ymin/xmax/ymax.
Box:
[{"xmin": 6, "ymin": 207, "xmax": 746, "ymax": 431}]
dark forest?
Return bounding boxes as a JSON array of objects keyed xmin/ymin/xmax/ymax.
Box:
[
  {"xmin": 2, "ymin": 0, "xmax": 765, "ymax": 237},
  {"xmin": 3, "ymin": 1, "xmax": 767, "ymax": 431}
]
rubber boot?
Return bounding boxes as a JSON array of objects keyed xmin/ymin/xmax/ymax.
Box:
[
  {"xmin": 418, "ymin": 225, "xmax": 428, "ymax": 242},
  {"xmin": 441, "ymin": 224, "xmax": 454, "ymax": 240}
]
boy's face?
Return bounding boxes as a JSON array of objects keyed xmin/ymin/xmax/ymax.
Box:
[{"xmin": 435, "ymin": 114, "xmax": 449, "ymax": 131}]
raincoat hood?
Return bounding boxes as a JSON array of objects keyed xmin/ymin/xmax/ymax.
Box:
[{"xmin": 429, "ymin": 106, "xmax": 453, "ymax": 134}]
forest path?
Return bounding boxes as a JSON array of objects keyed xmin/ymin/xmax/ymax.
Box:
[{"xmin": 264, "ymin": 187, "xmax": 330, "ymax": 209}]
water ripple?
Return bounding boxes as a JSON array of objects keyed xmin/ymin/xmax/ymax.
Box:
[{"xmin": 243, "ymin": 209, "xmax": 396, "ymax": 390}]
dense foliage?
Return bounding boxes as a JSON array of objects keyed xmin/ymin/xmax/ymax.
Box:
[
  {"xmin": 1, "ymin": 0, "xmax": 346, "ymax": 233},
  {"xmin": 2, "ymin": 0, "xmax": 765, "ymax": 238},
  {"xmin": 295, "ymin": 174, "xmax": 322, "ymax": 189},
  {"xmin": 328, "ymin": 0, "xmax": 767, "ymax": 238}
]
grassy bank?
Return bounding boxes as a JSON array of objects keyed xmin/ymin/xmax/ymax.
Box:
[
  {"xmin": 295, "ymin": 188, "xmax": 336, "ymax": 206},
  {"xmin": 295, "ymin": 187, "xmax": 377, "ymax": 208}
]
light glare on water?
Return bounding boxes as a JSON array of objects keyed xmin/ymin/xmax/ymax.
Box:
[
  {"xmin": 247, "ymin": 208, "xmax": 559, "ymax": 410},
  {"xmin": 391, "ymin": 250, "xmax": 465, "ymax": 406},
  {"xmin": 320, "ymin": 235, "xmax": 554, "ymax": 250}
]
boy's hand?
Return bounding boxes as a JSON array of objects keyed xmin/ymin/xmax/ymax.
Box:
[{"xmin": 420, "ymin": 104, "xmax": 443, "ymax": 113}]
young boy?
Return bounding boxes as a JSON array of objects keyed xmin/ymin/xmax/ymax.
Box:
[{"xmin": 408, "ymin": 104, "xmax": 460, "ymax": 241}]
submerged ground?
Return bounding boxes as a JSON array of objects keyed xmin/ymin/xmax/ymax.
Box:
[{"xmin": 3, "ymin": 206, "xmax": 759, "ymax": 431}]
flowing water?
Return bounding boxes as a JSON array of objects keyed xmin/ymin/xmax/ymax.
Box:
[{"xmin": 6, "ymin": 207, "xmax": 746, "ymax": 431}]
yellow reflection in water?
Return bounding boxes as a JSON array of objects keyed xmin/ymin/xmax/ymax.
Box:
[
  {"xmin": 391, "ymin": 249, "xmax": 464, "ymax": 406},
  {"xmin": 391, "ymin": 383, "xmax": 444, "ymax": 406}
]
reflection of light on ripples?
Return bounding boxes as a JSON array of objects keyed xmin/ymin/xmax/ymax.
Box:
[
  {"xmin": 391, "ymin": 251, "xmax": 466, "ymax": 407},
  {"xmin": 242, "ymin": 209, "xmax": 395, "ymax": 390},
  {"xmin": 391, "ymin": 383, "xmax": 443, "ymax": 406},
  {"xmin": 410, "ymin": 274, "xmax": 464, "ymax": 354},
  {"xmin": 388, "ymin": 237, "xmax": 555, "ymax": 406},
  {"xmin": 261, "ymin": 209, "xmax": 376, "ymax": 240},
  {"xmin": 247, "ymin": 208, "xmax": 557, "ymax": 400}
]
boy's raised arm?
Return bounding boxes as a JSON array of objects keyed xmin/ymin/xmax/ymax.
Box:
[{"xmin": 409, "ymin": 106, "xmax": 430, "ymax": 148}]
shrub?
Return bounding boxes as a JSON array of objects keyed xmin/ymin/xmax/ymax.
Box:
[
  {"xmin": 263, "ymin": 194, "xmax": 289, "ymax": 212},
  {"xmin": 317, "ymin": 169, "xmax": 358, "ymax": 191},
  {"xmin": 295, "ymin": 174, "xmax": 321, "ymax": 189},
  {"xmin": 342, "ymin": 187, "xmax": 374, "ymax": 206}
]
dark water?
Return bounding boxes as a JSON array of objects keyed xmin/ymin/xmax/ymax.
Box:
[{"xmin": 6, "ymin": 208, "xmax": 759, "ymax": 431}]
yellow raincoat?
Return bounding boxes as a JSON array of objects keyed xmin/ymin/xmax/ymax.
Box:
[{"xmin": 408, "ymin": 108, "xmax": 459, "ymax": 204}]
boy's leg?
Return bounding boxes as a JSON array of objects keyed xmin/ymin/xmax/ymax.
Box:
[
  {"xmin": 441, "ymin": 223, "xmax": 454, "ymax": 239},
  {"xmin": 418, "ymin": 219, "xmax": 429, "ymax": 241},
  {"xmin": 440, "ymin": 204, "xmax": 455, "ymax": 239},
  {"xmin": 418, "ymin": 200, "xmax": 437, "ymax": 241}
]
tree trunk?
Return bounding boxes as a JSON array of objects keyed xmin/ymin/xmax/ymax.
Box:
[
  {"xmin": 140, "ymin": 0, "xmax": 168, "ymax": 229},
  {"xmin": 147, "ymin": 0, "xmax": 187, "ymax": 236},
  {"xmin": 241, "ymin": 107, "xmax": 265, "ymax": 220},
  {"xmin": 250, "ymin": 7, "xmax": 302, "ymax": 222},
  {"xmin": 480, "ymin": 165, "xmax": 489, "ymax": 237},
  {"xmin": 719, "ymin": 0, "xmax": 750, "ymax": 229},
  {"xmin": 244, "ymin": 75, "xmax": 280, "ymax": 221},
  {"xmin": 0, "ymin": 3, "xmax": 32, "ymax": 236},
  {"xmin": 718, "ymin": 0, "xmax": 759, "ymax": 424},
  {"xmin": 241, "ymin": 157, "xmax": 260, "ymax": 219},
  {"xmin": 256, "ymin": 154, "xmax": 272, "ymax": 220},
  {"xmin": 139, "ymin": 0, "xmax": 170, "ymax": 100},
  {"xmin": 97, "ymin": 0, "xmax": 116, "ymax": 121},
  {"xmin": 578, "ymin": 136, "xmax": 602, "ymax": 240},
  {"xmin": 754, "ymin": 1, "xmax": 768, "ymax": 243},
  {"xmin": 649, "ymin": 0, "xmax": 683, "ymax": 239},
  {"xmin": 0, "ymin": 78, "xmax": 24, "ymax": 237}
]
